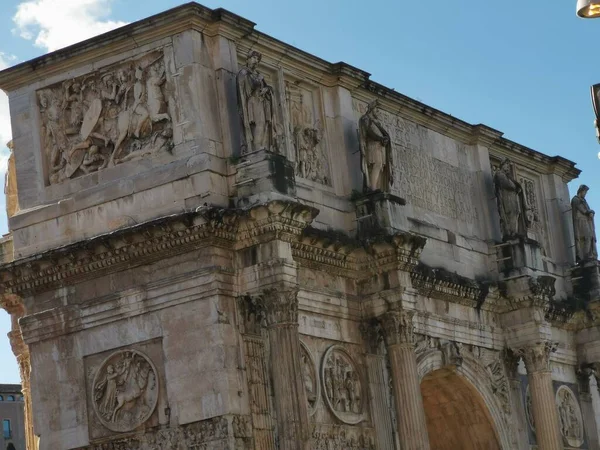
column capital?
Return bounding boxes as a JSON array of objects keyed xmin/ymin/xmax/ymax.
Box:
[
  {"xmin": 516, "ymin": 341, "xmax": 557, "ymax": 374},
  {"xmin": 260, "ymin": 287, "xmax": 299, "ymax": 326},
  {"xmin": 379, "ymin": 309, "xmax": 416, "ymax": 346},
  {"xmin": 502, "ymin": 348, "xmax": 520, "ymax": 379}
]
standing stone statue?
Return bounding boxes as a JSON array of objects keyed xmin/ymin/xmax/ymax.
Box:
[
  {"xmin": 572, "ymin": 184, "xmax": 598, "ymax": 262},
  {"xmin": 493, "ymin": 158, "xmax": 529, "ymax": 239},
  {"xmin": 4, "ymin": 140, "xmax": 18, "ymax": 218},
  {"xmin": 237, "ymin": 50, "xmax": 280, "ymax": 154},
  {"xmin": 359, "ymin": 100, "xmax": 393, "ymax": 192}
]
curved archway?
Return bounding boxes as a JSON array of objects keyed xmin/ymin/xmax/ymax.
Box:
[
  {"xmin": 417, "ymin": 349, "xmax": 513, "ymax": 449},
  {"xmin": 421, "ymin": 368, "xmax": 501, "ymax": 450}
]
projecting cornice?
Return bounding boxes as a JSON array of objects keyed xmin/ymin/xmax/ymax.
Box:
[{"xmin": 0, "ymin": 200, "xmax": 318, "ymax": 297}]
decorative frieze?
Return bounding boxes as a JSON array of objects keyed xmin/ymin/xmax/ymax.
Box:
[
  {"xmin": 0, "ymin": 200, "xmax": 317, "ymax": 297},
  {"xmin": 74, "ymin": 416, "xmax": 229, "ymax": 449},
  {"xmin": 311, "ymin": 424, "xmax": 376, "ymax": 450}
]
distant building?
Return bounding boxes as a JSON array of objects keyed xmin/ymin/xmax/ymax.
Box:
[{"xmin": 0, "ymin": 385, "xmax": 24, "ymax": 450}]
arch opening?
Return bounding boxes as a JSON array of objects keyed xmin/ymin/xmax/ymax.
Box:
[{"xmin": 421, "ymin": 368, "xmax": 502, "ymax": 450}]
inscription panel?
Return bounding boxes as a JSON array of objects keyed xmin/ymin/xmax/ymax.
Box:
[{"xmin": 396, "ymin": 146, "xmax": 478, "ymax": 223}]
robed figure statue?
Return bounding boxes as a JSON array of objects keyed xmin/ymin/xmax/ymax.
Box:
[
  {"xmin": 493, "ymin": 158, "xmax": 530, "ymax": 239},
  {"xmin": 572, "ymin": 184, "xmax": 598, "ymax": 262},
  {"xmin": 359, "ymin": 100, "xmax": 393, "ymax": 192},
  {"xmin": 237, "ymin": 50, "xmax": 279, "ymax": 154}
]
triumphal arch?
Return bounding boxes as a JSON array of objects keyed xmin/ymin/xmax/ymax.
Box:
[{"xmin": 0, "ymin": 3, "xmax": 599, "ymax": 449}]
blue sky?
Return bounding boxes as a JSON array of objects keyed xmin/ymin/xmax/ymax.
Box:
[{"xmin": 0, "ymin": 0, "xmax": 599, "ymax": 383}]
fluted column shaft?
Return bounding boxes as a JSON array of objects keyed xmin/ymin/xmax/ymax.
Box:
[
  {"xmin": 262, "ymin": 288, "xmax": 310, "ymax": 450},
  {"xmin": 520, "ymin": 342, "xmax": 562, "ymax": 450},
  {"xmin": 381, "ymin": 310, "xmax": 431, "ymax": 450}
]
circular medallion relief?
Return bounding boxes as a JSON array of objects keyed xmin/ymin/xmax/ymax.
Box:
[
  {"xmin": 92, "ymin": 349, "xmax": 159, "ymax": 432},
  {"xmin": 555, "ymin": 385, "xmax": 584, "ymax": 448},
  {"xmin": 321, "ymin": 345, "xmax": 364, "ymax": 424},
  {"xmin": 300, "ymin": 341, "xmax": 319, "ymax": 416}
]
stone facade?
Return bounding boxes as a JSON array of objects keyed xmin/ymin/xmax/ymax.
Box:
[{"xmin": 0, "ymin": 3, "xmax": 599, "ymax": 450}]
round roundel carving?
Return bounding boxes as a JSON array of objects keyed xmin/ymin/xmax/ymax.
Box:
[
  {"xmin": 321, "ymin": 345, "xmax": 364, "ymax": 424},
  {"xmin": 92, "ymin": 349, "xmax": 159, "ymax": 432},
  {"xmin": 300, "ymin": 341, "xmax": 320, "ymax": 416},
  {"xmin": 556, "ymin": 385, "xmax": 584, "ymax": 448}
]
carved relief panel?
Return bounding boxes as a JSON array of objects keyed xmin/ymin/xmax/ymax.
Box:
[
  {"xmin": 321, "ymin": 345, "xmax": 365, "ymax": 425},
  {"xmin": 84, "ymin": 339, "xmax": 167, "ymax": 441},
  {"xmin": 285, "ymin": 80, "xmax": 331, "ymax": 185},
  {"xmin": 555, "ymin": 385, "xmax": 584, "ymax": 448},
  {"xmin": 38, "ymin": 49, "xmax": 174, "ymax": 185},
  {"xmin": 299, "ymin": 340, "xmax": 320, "ymax": 416},
  {"xmin": 92, "ymin": 349, "xmax": 159, "ymax": 432}
]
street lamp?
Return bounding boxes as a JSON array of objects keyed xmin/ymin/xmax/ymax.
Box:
[
  {"xmin": 578, "ymin": 1, "xmax": 600, "ymax": 141},
  {"xmin": 577, "ymin": 0, "xmax": 600, "ymax": 18}
]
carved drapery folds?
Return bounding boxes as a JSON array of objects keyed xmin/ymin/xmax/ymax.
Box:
[
  {"xmin": 39, "ymin": 50, "xmax": 173, "ymax": 185},
  {"xmin": 493, "ymin": 158, "xmax": 531, "ymax": 239},
  {"xmin": 359, "ymin": 99, "xmax": 393, "ymax": 193},
  {"xmin": 517, "ymin": 341, "xmax": 557, "ymax": 374},
  {"xmin": 379, "ymin": 309, "xmax": 415, "ymax": 347},
  {"xmin": 4, "ymin": 140, "xmax": 18, "ymax": 218},
  {"xmin": 237, "ymin": 50, "xmax": 281, "ymax": 154},
  {"xmin": 572, "ymin": 184, "xmax": 598, "ymax": 263}
]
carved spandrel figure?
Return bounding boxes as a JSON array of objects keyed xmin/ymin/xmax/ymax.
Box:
[
  {"xmin": 572, "ymin": 184, "xmax": 598, "ymax": 262},
  {"xmin": 493, "ymin": 158, "xmax": 530, "ymax": 239},
  {"xmin": 359, "ymin": 99, "xmax": 393, "ymax": 192},
  {"xmin": 237, "ymin": 50, "xmax": 280, "ymax": 154}
]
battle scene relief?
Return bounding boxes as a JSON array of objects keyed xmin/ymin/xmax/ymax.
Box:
[
  {"xmin": 92, "ymin": 349, "xmax": 159, "ymax": 433},
  {"xmin": 38, "ymin": 50, "xmax": 173, "ymax": 185}
]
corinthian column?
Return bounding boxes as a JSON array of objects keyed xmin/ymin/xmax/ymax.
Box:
[
  {"xmin": 261, "ymin": 288, "xmax": 310, "ymax": 450},
  {"xmin": 519, "ymin": 342, "xmax": 562, "ymax": 450},
  {"xmin": 380, "ymin": 310, "xmax": 431, "ymax": 450}
]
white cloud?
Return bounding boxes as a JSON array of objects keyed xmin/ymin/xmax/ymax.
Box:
[
  {"xmin": 0, "ymin": 54, "xmax": 15, "ymax": 175},
  {"xmin": 0, "ymin": 0, "xmax": 129, "ymax": 231},
  {"xmin": 13, "ymin": 0, "xmax": 128, "ymax": 52}
]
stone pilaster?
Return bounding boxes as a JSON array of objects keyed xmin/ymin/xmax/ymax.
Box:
[
  {"xmin": 518, "ymin": 342, "xmax": 562, "ymax": 450},
  {"xmin": 260, "ymin": 287, "xmax": 310, "ymax": 450},
  {"xmin": 380, "ymin": 310, "xmax": 431, "ymax": 450}
]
